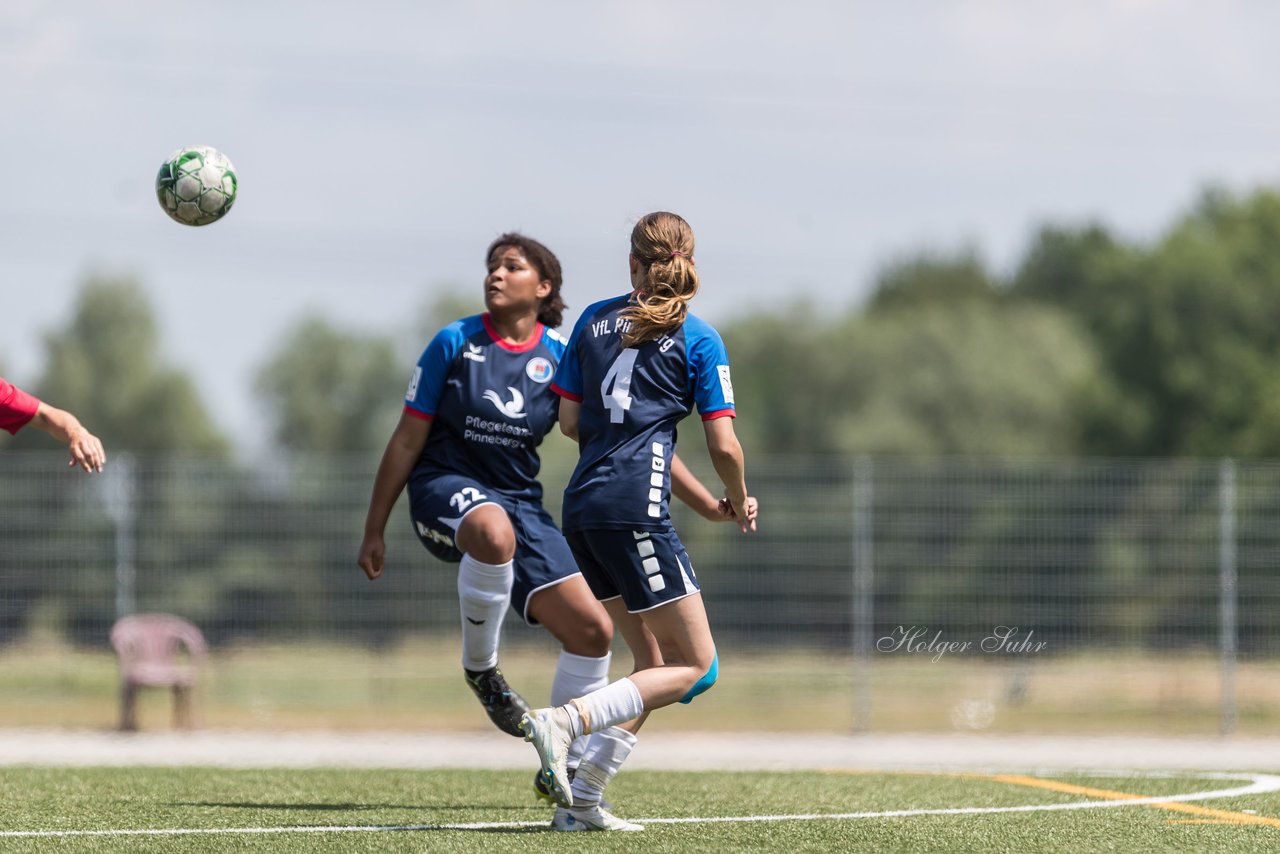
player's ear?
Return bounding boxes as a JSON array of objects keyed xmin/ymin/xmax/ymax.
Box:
[{"xmin": 537, "ymin": 279, "xmax": 552, "ymax": 299}]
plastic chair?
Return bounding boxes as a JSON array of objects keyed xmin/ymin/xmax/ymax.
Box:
[{"xmin": 109, "ymin": 613, "xmax": 207, "ymax": 732}]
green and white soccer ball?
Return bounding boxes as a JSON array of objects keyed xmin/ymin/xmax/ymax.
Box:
[{"xmin": 155, "ymin": 146, "xmax": 237, "ymax": 226}]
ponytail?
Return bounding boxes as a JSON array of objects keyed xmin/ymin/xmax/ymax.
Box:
[{"xmin": 620, "ymin": 212, "xmax": 699, "ymax": 347}]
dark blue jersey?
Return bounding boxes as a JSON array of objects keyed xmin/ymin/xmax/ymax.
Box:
[
  {"xmin": 404, "ymin": 314, "xmax": 567, "ymax": 500},
  {"xmin": 552, "ymin": 294, "xmax": 736, "ymax": 531}
]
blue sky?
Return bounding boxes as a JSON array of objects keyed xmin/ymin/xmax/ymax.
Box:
[{"xmin": 4, "ymin": 1, "xmax": 1280, "ymax": 454}]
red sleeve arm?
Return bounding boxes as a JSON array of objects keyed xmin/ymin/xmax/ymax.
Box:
[{"xmin": 0, "ymin": 378, "xmax": 41, "ymax": 435}]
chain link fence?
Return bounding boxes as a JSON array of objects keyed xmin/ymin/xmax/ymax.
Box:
[{"xmin": 2, "ymin": 451, "xmax": 1278, "ymax": 734}]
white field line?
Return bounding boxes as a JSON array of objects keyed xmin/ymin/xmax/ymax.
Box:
[{"xmin": 1, "ymin": 771, "xmax": 1277, "ymax": 839}]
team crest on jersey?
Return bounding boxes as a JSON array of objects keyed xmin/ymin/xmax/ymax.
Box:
[
  {"xmin": 483, "ymin": 386, "xmax": 528, "ymax": 419},
  {"xmin": 525, "ymin": 357, "xmax": 554, "ymax": 384}
]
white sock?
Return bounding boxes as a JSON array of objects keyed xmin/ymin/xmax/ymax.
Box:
[
  {"xmin": 457, "ymin": 554, "xmax": 513, "ymax": 672},
  {"xmin": 564, "ymin": 677, "xmax": 645, "ymax": 739},
  {"xmin": 551, "ymin": 650, "xmax": 612, "ymax": 705},
  {"xmin": 570, "ymin": 726, "xmax": 637, "ymax": 808},
  {"xmin": 551, "ymin": 651, "xmax": 611, "ymax": 769}
]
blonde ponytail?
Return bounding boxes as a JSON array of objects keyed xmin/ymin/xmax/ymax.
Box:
[{"xmin": 620, "ymin": 212, "xmax": 699, "ymax": 347}]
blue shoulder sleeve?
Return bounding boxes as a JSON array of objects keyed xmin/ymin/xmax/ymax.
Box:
[
  {"xmin": 405, "ymin": 321, "xmax": 466, "ymax": 417},
  {"xmin": 551, "ymin": 313, "xmax": 589, "ymax": 402},
  {"xmin": 543, "ymin": 326, "xmax": 569, "ymax": 362},
  {"xmin": 685, "ymin": 315, "xmax": 736, "ymax": 419}
]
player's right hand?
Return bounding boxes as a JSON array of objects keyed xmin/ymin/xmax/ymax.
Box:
[
  {"xmin": 722, "ymin": 495, "xmax": 759, "ymax": 533},
  {"xmin": 357, "ymin": 535, "xmax": 386, "ymax": 580}
]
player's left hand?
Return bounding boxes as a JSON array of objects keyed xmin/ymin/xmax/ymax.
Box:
[{"xmin": 67, "ymin": 429, "xmax": 105, "ymax": 473}]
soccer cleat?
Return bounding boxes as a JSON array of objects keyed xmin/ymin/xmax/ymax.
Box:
[
  {"xmin": 533, "ymin": 767, "xmax": 613, "ymax": 812},
  {"xmin": 533, "ymin": 767, "xmax": 559, "ymax": 805},
  {"xmin": 550, "ymin": 805, "xmax": 644, "ymax": 832},
  {"xmin": 520, "ymin": 708, "xmax": 574, "ymax": 808},
  {"xmin": 464, "ymin": 667, "xmax": 531, "ymax": 738}
]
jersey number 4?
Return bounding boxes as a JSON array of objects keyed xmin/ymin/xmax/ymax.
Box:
[{"xmin": 601, "ymin": 349, "xmax": 639, "ymax": 424}]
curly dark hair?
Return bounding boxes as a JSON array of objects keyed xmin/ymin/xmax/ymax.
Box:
[{"xmin": 484, "ymin": 232, "xmax": 566, "ymax": 328}]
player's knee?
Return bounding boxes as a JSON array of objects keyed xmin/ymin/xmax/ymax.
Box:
[
  {"xmin": 579, "ymin": 615, "xmax": 613, "ymax": 656},
  {"xmin": 477, "ymin": 528, "xmax": 516, "ymax": 561},
  {"xmin": 556, "ymin": 613, "xmax": 612, "ymax": 657},
  {"xmin": 461, "ymin": 514, "xmax": 515, "ymax": 562},
  {"xmin": 678, "ymin": 652, "xmax": 719, "ymax": 705}
]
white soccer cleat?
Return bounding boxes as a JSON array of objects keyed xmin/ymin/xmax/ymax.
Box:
[
  {"xmin": 551, "ymin": 805, "xmax": 644, "ymax": 832},
  {"xmin": 520, "ymin": 708, "xmax": 574, "ymax": 808}
]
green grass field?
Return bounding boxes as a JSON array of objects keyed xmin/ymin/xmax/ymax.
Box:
[{"xmin": 1, "ymin": 767, "xmax": 1278, "ymax": 852}]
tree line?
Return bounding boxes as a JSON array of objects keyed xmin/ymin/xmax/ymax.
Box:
[
  {"xmin": 6, "ymin": 185, "xmax": 1280, "ymax": 650},
  {"xmin": 11, "ymin": 184, "xmax": 1280, "ymax": 461}
]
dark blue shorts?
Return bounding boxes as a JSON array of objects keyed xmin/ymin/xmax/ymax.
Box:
[
  {"xmin": 565, "ymin": 526, "xmax": 701, "ymax": 613},
  {"xmin": 407, "ymin": 472, "xmax": 580, "ymax": 625}
]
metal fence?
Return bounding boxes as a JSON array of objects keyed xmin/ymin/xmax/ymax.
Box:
[{"xmin": 2, "ymin": 451, "xmax": 1278, "ymax": 734}]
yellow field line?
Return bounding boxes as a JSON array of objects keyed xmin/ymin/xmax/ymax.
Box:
[{"xmin": 990, "ymin": 774, "xmax": 1280, "ymax": 828}]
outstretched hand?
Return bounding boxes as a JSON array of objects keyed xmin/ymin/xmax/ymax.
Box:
[{"xmin": 66, "ymin": 428, "xmax": 105, "ymax": 473}]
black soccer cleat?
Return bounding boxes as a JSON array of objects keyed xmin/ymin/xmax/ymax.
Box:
[{"xmin": 464, "ymin": 666, "xmax": 531, "ymax": 737}]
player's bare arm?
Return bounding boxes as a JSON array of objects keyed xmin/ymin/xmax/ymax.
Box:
[
  {"xmin": 703, "ymin": 416, "xmax": 756, "ymax": 532},
  {"xmin": 557, "ymin": 397, "xmax": 580, "ymax": 441},
  {"xmin": 670, "ymin": 454, "xmax": 732, "ymax": 521},
  {"xmin": 30, "ymin": 402, "xmax": 105, "ymax": 473},
  {"xmin": 358, "ymin": 413, "xmax": 431, "ymax": 580}
]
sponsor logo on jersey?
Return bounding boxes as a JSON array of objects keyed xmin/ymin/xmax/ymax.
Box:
[
  {"xmin": 405, "ymin": 366, "xmax": 422, "ymax": 401},
  {"xmin": 482, "ymin": 386, "xmax": 528, "ymax": 419},
  {"xmin": 463, "ymin": 342, "xmax": 486, "ymax": 362},
  {"xmin": 415, "ymin": 520, "xmax": 455, "ymax": 548},
  {"xmin": 717, "ymin": 365, "xmax": 735, "ymax": 404},
  {"xmin": 525, "ymin": 357, "xmax": 554, "ymax": 384}
]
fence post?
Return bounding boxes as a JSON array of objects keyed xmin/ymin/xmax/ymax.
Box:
[
  {"xmin": 852, "ymin": 457, "xmax": 874, "ymax": 732},
  {"xmin": 104, "ymin": 453, "xmax": 137, "ymax": 621},
  {"xmin": 1219, "ymin": 457, "xmax": 1237, "ymax": 737}
]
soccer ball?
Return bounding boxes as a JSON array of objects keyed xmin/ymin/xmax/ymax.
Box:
[{"xmin": 155, "ymin": 146, "xmax": 238, "ymax": 226}]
